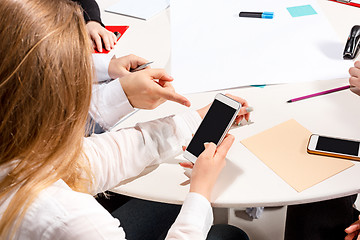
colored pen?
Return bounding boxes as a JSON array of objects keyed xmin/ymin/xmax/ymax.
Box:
[
  {"xmin": 239, "ymin": 11, "xmax": 274, "ymax": 19},
  {"xmin": 131, "ymin": 61, "xmax": 154, "ymax": 72},
  {"xmin": 287, "ymin": 85, "xmax": 350, "ymax": 103}
]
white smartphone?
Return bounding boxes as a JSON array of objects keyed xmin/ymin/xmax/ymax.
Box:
[
  {"xmin": 183, "ymin": 93, "xmax": 241, "ymax": 163},
  {"xmin": 307, "ymin": 134, "xmax": 360, "ymax": 161}
]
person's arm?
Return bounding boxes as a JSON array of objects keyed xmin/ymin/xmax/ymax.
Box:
[
  {"xmin": 89, "ymin": 79, "xmax": 134, "ymax": 130},
  {"xmin": 89, "ymin": 54, "xmax": 191, "ymax": 130},
  {"xmin": 72, "ymin": 0, "xmax": 102, "ymax": 25},
  {"xmin": 89, "ymin": 54, "xmax": 134, "ymax": 130},
  {"xmin": 81, "ymin": 111, "xmax": 218, "ymax": 240},
  {"xmin": 92, "ymin": 53, "xmax": 114, "ymax": 83},
  {"xmin": 166, "ymin": 192, "xmax": 213, "ymax": 239},
  {"xmin": 83, "ymin": 110, "xmax": 202, "ymax": 194},
  {"xmin": 72, "ymin": 0, "xmax": 117, "ymax": 52},
  {"xmin": 84, "ymin": 96, "xmax": 249, "ymax": 239}
]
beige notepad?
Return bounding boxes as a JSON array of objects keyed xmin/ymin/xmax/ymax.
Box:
[{"xmin": 241, "ymin": 119, "xmax": 354, "ymax": 192}]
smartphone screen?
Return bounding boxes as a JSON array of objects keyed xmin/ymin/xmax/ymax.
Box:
[
  {"xmin": 315, "ymin": 136, "xmax": 360, "ymax": 156},
  {"xmin": 186, "ymin": 99, "xmax": 237, "ymax": 158}
]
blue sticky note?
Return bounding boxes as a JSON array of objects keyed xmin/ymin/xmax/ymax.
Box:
[{"xmin": 287, "ymin": 5, "xmax": 317, "ymax": 17}]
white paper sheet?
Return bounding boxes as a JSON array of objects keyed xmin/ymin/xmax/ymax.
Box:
[
  {"xmin": 106, "ymin": 0, "xmax": 170, "ymax": 20},
  {"xmin": 170, "ymin": 0, "xmax": 353, "ymax": 94}
]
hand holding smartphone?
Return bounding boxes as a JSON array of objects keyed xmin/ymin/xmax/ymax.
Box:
[
  {"xmin": 307, "ymin": 134, "xmax": 360, "ymax": 161},
  {"xmin": 183, "ymin": 94, "xmax": 241, "ymax": 163}
]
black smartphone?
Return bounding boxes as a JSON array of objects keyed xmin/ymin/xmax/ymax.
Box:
[
  {"xmin": 183, "ymin": 94, "xmax": 241, "ymax": 163},
  {"xmin": 307, "ymin": 134, "xmax": 360, "ymax": 161}
]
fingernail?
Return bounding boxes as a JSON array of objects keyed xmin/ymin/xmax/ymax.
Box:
[
  {"xmin": 246, "ymin": 106, "xmax": 254, "ymax": 113},
  {"xmin": 237, "ymin": 121, "xmax": 241, "ymax": 126}
]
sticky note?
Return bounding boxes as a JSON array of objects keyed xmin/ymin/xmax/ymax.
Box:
[{"xmin": 287, "ymin": 5, "xmax": 317, "ymax": 17}]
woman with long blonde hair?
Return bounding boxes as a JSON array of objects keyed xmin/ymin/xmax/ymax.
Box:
[{"xmin": 0, "ymin": 0, "xmax": 250, "ymax": 239}]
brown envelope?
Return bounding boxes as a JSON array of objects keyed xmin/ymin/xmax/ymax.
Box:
[{"xmin": 241, "ymin": 119, "xmax": 354, "ymax": 192}]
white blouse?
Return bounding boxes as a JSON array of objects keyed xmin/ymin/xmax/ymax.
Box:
[
  {"xmin": 89, "ymin": 54, "xmax": 135, "ymax": 130},
  {"xmin": 1, "ymin": 110, "xmax": 214, "ymax": 240}
]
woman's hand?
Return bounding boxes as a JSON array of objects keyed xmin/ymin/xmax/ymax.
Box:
[
  {"xmin": 345, "ymin": 215, "xmax": 360, "ymax": 240},
  {"xmin": 86, "ymin": 21, "xmax": 117, "ymax": 52},
  {"xmin": 119, "ymin": 68, "xmax": 191, "ymax": 109},
  {"xmin": 180, "ymin": 94, "xmax": 251, "ymax": 200},
  {"xmin": 349, "ymin": 61, "xmax": 360, "ymax": 90},
  {"xmin": 188, "ymin": 134, "xmax": 235, "ymax": 201},
  {"xmin": 196, "ymin": 94, "xmax": 252, "ymax": 124},
  {"xmin": 108, "ymin": 54, "xmax": 149, "ymax": 79}
]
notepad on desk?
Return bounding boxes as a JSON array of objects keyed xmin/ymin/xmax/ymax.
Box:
[
  {"xmin": 105, "ymin": 0, "xmax": 170, "ymax": 20},
  {"xmin": 241, "ymin": 119, "xmax": 354, "ymax": 192}
]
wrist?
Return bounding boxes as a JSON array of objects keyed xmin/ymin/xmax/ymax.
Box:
[
  {"xmin": 190, "ymin": 185, "xmax": 212, "ymax": 202},
  {"xmin": 108, "ymin": 58, "xmax": 130, "ymax": 79},
  {"xmin": 119, "ymin": 77, "xmax": 135, "ymax": 108}
]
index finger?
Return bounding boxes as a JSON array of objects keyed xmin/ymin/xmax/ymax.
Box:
[
  {"xmin": 93, "ymin": 35, "xmax": 103, "ymax": 52},
  {"xmin": 346, "ymin": 222, "xmax": 360, "ymax": 233},
  {"xmin": 155, "ymin": 82, "xmax": 191, "ymax": 107}
]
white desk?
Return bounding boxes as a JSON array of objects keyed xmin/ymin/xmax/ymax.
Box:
[{"xmin": 98, "ymin": 0, "xmax": 360, "ymax": 207}]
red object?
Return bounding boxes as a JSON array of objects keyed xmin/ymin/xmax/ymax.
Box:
[
  {"xmin": 93, "ymin": 26, "xmax": 129, "ymax": 54},
  {"xmin": 328, "ymin": 0, "xmax": 360, "ymax": 8}
]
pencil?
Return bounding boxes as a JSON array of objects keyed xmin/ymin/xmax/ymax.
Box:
[{"xmin": 287, "ymin": 85, "xmax": 350, "ymax": 103}]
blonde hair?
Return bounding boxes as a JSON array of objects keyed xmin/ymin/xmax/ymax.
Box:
[{"xmin": 0, "ymin": 0, "xmax": 94, "ymax": 238}]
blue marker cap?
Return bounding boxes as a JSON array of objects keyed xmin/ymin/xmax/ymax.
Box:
[{"xmin": 261, "ymin": 12, "xmax": 274, "ymax": 19}]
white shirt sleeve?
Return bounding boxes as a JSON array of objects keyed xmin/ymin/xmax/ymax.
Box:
[
  {"xmin": 92, "ymin": 53, "xmax": 114, "ymax": 83},
  {"xmin": 80, "ymin": 110, "xmax": 213, "ymax": 240},
  {"xmin": 166, "ymin": 192, "xmax": 213, "ymax": 240},
  {"xmin": 12, "ymin": 111, "xmax": 214, "ymax": 240},
  {"xmin": 83, "ymin": 110, "xmax": 202, "ymax": 194},
  {"xmin": 89, "ymin": 80, "xmax": 134, "ymax": 130},
  {"xmin": 90, "ymin": 53, "xmax": 134, "ymax": 130}
]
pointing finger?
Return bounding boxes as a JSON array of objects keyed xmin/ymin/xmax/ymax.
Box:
[{"xmin": 155, "ymin": 82, "xmax": 191, "ymax": 107}]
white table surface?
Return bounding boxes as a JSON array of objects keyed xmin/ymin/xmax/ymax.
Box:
[{"xmin": 98, "ymin": 0, "xmax": 360, "ymax": 207}]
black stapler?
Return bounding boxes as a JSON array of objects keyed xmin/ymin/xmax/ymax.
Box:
[{"xmin": 343, "ymin": 25, "xmax": 360, "ymax": 59}]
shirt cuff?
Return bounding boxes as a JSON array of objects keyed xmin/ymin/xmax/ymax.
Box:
[
  {"xmin": 181, "ymin": 192, "xmax": 213, "ymax": 235},
  {"xmin": 89, "ymin": 79, "xmax": 134, "ymax": 130},
  {"xmin": 172, "ymin": 110, "xmax": 202, "ymax": 147},
  {"xmin": 92, "ymin": 53, "xmax": 115, "ymax": 83},
  {"xmin": 167, "ymin": 192, "xmax": 213, "ymax": 239}
]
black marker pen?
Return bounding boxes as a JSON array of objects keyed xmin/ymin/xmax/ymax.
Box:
[{"xmin": 239, "ymin": 11, "xmax": 274, "ymax": 19}]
